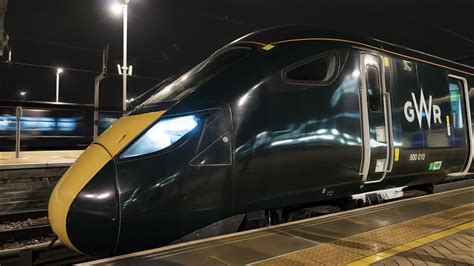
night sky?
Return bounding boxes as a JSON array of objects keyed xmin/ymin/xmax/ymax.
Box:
[{"xmin": 0, "ymin": 0, "xmax": 473, "ymax": 107}]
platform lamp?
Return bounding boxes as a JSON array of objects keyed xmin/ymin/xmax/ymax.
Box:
[
  {"xmin": 19, "ymin": 91, "xmax": 26, "ymax": 101},
  {"xmin": 56, "ymin": 68, "xmax": 63, "ymax": 103},
  {"xmin": 111, "ymin": 0, "xmax": 132, "ymax": 116}
]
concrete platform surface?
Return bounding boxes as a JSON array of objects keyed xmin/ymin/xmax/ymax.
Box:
[
  {"xmin": 0, "ymin": 150, "xmax": 82, "ymax": 170},
  {"xmin": 85, "ymin": 187, "xmax": 473, "ymax": 265}
]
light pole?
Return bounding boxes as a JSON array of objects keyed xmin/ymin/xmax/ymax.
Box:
[
  {"xmin": 56, "ymin": 68, "xmax": 63, "ymax": 103},
  {"xmin": 111, "ymin": 0, "xmax": 130, "ymax": 116},
  {"xmin": 122, "ymin": 1, "xmax": 128, "ymax": 115}
]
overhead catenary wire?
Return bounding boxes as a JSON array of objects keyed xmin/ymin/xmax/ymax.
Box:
[
  {"xmin": 191, "ymin": 10, "xmax": 262, "ymax": 30},
  {"xmin": 0, "ymin": 60, "xmax": 163, "ymax": 81},
  {"xmin": 8, "ymin": 35, "xmax": 183, "ymax": 67},
  {"xmin": 437, "ymin": 26, "xmax": 474, "ymax": 44}
]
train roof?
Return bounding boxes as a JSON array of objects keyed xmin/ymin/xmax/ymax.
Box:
[{"xmin": 236, "ymin": 25, "xmax": 473, "ymax": 76}]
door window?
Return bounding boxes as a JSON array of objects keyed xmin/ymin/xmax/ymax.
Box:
[
  {"xmin": 366, "ymin": 65, "xmax": 382, "ymax": 112},
  {"xmin": 448, "ymin": 78, "xmax": 464, "ymax": 128}
]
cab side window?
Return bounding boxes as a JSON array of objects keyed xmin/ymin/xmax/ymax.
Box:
[{"xmin": 284, "ymin": 54, "xmax": 337, "ymax": 84}]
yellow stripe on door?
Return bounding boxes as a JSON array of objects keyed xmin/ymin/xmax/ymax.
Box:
[{"xmin": 394, "ymin": 148, "xmax": 400, "ymax": 162}]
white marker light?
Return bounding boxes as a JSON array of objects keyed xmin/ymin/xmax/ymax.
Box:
[{"xmin": 57, "ymin": 68, "xmax": 64, "ymax": 74}]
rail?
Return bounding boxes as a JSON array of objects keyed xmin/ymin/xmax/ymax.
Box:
[
  {"xmin": 0, "ymin": 210, "xmax": 48, "ymax": 224},
  {"xmin": 0, "ymin": 224, "xmax": 52, "ymax": 244},
  {"xmin": 0, "ymin": 210, "xmax": 51, "ymax": 244},
  {"xmin": 0, "ymin": 242, "xmax": 89, "ymax": 265},
  {"xmin": 0, "ymin": 210, "xmax": 89, "ymax": 265}
]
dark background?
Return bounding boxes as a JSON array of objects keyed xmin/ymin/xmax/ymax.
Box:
[{"xmin": 0, "ymin": 0, "xmax": 473, "ymax": 107}]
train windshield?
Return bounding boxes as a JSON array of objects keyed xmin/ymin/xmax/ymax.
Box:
[{"xmin": 135, "ymin": 46, "xmax": 252, "ymax": 113}]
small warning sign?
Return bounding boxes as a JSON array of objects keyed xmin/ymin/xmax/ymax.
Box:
[
  {"xmin": 433, "ymin": 161, "xmax": 443, "ymax": 170},
  {"xmin": 428, "ymin": 161, "xmax": 443, "ymax": 171}
]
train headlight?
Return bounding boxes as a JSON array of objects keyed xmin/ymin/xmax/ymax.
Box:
[{"xmin": 120, "ymin": 115, "xmax": 198, "ymax": 159}]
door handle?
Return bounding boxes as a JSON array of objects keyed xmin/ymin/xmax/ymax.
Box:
[{"xmin": 384, "ymin": 92, "xmax": 394, "ymax": 173}]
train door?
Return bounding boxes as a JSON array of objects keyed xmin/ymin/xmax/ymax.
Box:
[
  {"xmin": 359, "ymin": 53, "xmax": 394, "ymax": 183},
  {"xmin": 447, "ymin": 75, "xmax": 473, "ymax": 176}
]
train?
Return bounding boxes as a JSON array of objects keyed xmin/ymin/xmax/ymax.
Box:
[
  {"xmin": 48, "ymin": 26, "xmax": 474, "ymax": 258},
  {"xmin": 0, "ymin": 100, "xmax": 121, "ymax": 151}
]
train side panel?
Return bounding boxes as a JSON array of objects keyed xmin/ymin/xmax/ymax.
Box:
[
  {"xmin": 382, "ymin": 56, "xmax": 472, "ymax": 186},
  {"xmin": 233, "ymin": 44, "xmax": 363, "ymax": 212}
]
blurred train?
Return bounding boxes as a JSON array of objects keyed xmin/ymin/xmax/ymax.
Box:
[
  {"xmin": 49, "ymin": 26, "xmax": 474, "ymax": 258},
  {"xmin": 0, "ymin": 100, "xmax": 121, "ymax": 151}
]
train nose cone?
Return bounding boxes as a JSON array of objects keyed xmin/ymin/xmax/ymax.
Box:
[
  {"xmin": 67, "ymin": 159, "xmax": 120, "ymax": 257},
  {"xmin": 49, "ymin": 112, "xmax": 165, "ymax": 257},
  {"xmin": 49, "ymin": 144, "xmax": 120, "ymax": 258}
]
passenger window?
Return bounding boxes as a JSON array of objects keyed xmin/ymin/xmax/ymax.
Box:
[
  {"xmin": 448, "ymin": 78, "xmax": 464, "ymax": 128},
  {"xmin": 366, "ymin": 66, "xmax": 382, "ymax": 112},
  {"xmin": 285, "ymin": 55, "xmax": 337, "ymax": 83}
]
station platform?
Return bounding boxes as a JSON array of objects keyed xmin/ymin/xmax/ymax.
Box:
[
  {"xmin": 0, "ymin": 150, "xmax": 82, "ymax": 170},
  {"xmin": 87, "ymin": 186, "xmax": 473, "ymax": 265}
]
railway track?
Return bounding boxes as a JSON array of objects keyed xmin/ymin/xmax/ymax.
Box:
[
  {"xmin": 0, "ymin": 210, "xmax": 52, "ymax": 249},
  {"xmin": 0, "ymin": 210, "xmax": 48, "ymax": 224},
  {"xmin": 0, "ymin": 241, "xmax": 90, "ymax": 266},
  {"xmin": 0, "ymin": 224, "xmax": 52, "ymax": 246},
  {"xmin": 0, "ymin": 210, "xmax": 90, "ymax": 265}
]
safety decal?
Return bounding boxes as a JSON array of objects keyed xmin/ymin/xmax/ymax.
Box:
[
  {"xmin": 262, "ymin": 44, "xmax": 274, "ymax": 51},
  {"xmin": 394, "ymin": 148, "xmax": 400, "ymax": 162},
  {"xmin": 375, "ymin": 159, "xmax": 385, "ymax": 173},
  {"xmin": 383, "ymin": 57, "xmax": 390, "ymax": 67},
  {"xmin": 428, "ymin": 161, "xmax": 443, "ymax": 171},
  {"xmin": 402, "ymin": 60, "xmax": 413, "ymax": 71},
  {"xmin": 433, "ymin": 161, "xmax": 442, "ymax": 170},
  {"xmin": 446, "ymin": 115, "xmax": 451, "ymax": 136}
]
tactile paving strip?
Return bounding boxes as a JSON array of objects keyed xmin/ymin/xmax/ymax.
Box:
[
  {"xmin": 255, "ymin": 203, "xmax": 473, "ymax": 265},
  {"xmin": 373, "ymin": 228, "xmax": 474, "ymax": 266},
  {"xmin": 348, "ymin": 222, "xmax": 473, "ymax": 265}
]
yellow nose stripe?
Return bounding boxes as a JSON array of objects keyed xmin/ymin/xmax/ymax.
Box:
[
  {"xmin": 48, "ymin": 144, "xmax": 111, "ymax": 251},
  {"xmin": 48, "ymin": 111, "xmax": 165, "ymax": 252},
  {"xmin": 96, "ymin": 111, "xmax": 166, "ymax": 157}
]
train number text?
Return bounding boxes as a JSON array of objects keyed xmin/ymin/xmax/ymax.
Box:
[{"xmin": 409, "ymin": 153, "xmax": 426, "ymax": 161}]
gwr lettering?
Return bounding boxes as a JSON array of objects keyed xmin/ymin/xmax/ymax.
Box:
[{"xmin": 404, "ymin": 90, "xmax": 442, "ymax": 128}]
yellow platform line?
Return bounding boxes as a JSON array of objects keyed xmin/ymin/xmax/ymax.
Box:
[{"xmin": 347, "ymin": 221, "xmax": 473, "ymax": 266}]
